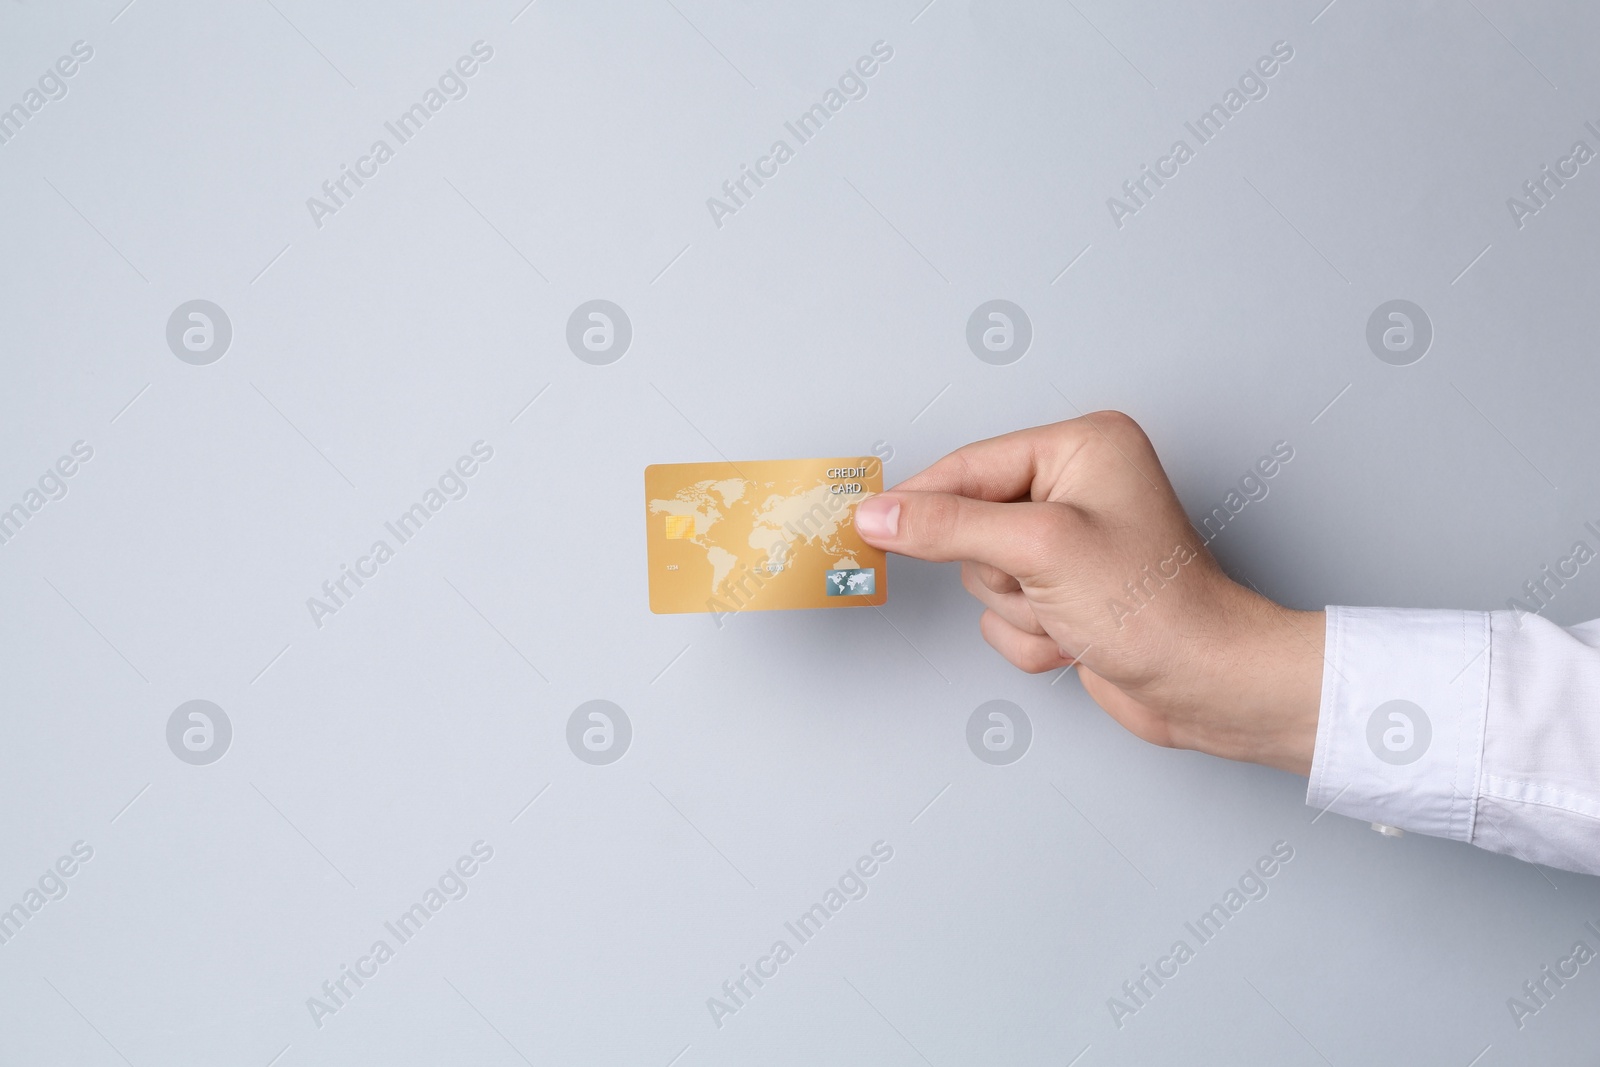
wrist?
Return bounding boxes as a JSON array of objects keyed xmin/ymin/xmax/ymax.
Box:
[
  {"xmin": 1231, "ymin": 597, "xmax": 1325, "ymax": 775},
  {"xmin": 1180, "ymin": 590, "xmax": 1324, "ymax": 775}
]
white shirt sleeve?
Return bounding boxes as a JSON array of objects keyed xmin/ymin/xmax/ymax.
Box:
[{"xmin": 1306, "ymin": 605, "xmax": 1600, "ymax": 877}]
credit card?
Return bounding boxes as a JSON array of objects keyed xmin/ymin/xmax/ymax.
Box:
[{"xmin": 644, "ymin": 457, "xmax": 888, "ymax": 615}]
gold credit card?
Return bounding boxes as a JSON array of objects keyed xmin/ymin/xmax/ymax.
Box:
[{"xmin": 644, "ymin": 457, "xmax": 887, "ymax": 615}]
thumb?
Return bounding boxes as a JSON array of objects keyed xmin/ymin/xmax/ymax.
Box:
[{"xmin": 854, "ymin": 490, "xmax": 1062, "ymax": 576}]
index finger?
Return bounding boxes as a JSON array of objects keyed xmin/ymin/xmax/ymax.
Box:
[{"xmin": 893, "ymin": 420, "xmax": 1083, "ymax": 501}]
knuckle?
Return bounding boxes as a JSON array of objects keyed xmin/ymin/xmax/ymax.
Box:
[
  {"xmin": 1089, "ymin": 408, "xmax": 1144, "ymax": 438},
  {"xmin": 979, "ymin": 563, "xmax": 1018, "ymax": 594},
  {"xmin": 947, "ymin": 449, "xmax": 980, "ymax": 497},
  {"xmin": 1085, "ymin": 409, "xmax": 1153, "ymax": 458},
  {"xmin": 980, "ymin": 611, "xmax": 1063, "ymax": 674},
  {"xmin": 1017, "ymin": 638, "xmax": 1064, "ymax": 673},
  {"xmin": 960, "ymin": 562, "xmax": 984, "ymax": 597},
  {"xmin": 914, "ymin": 494, "xmax": 963, "ymax": 551},
  {"xmin": 1010, "ymin": 508, "xmax": 1067, "ymax": 569}
]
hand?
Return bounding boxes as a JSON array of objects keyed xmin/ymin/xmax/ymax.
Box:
[{"xmin": 852, "ymin": 412, "xmax": 1324, "ymax": 775}]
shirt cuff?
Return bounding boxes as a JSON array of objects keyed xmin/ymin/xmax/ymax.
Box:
[{"xmin": 1306, "ymin": 606, "xmax": 1491, "ymax": 841}]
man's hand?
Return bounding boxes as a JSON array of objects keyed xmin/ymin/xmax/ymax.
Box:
[{"xmin": 852, "ymin": 413, "xmax": 1324, "ymax": 776}]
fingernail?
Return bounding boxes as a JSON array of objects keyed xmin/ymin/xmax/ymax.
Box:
[{"xmin": 854, "ymin": 495, "xmax": 900, "ymax": 539}]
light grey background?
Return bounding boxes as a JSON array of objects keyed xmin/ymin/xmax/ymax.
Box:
[{"xmin": 3, "ymin": 0, "xmax": 1599, "ymax": 1064}]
